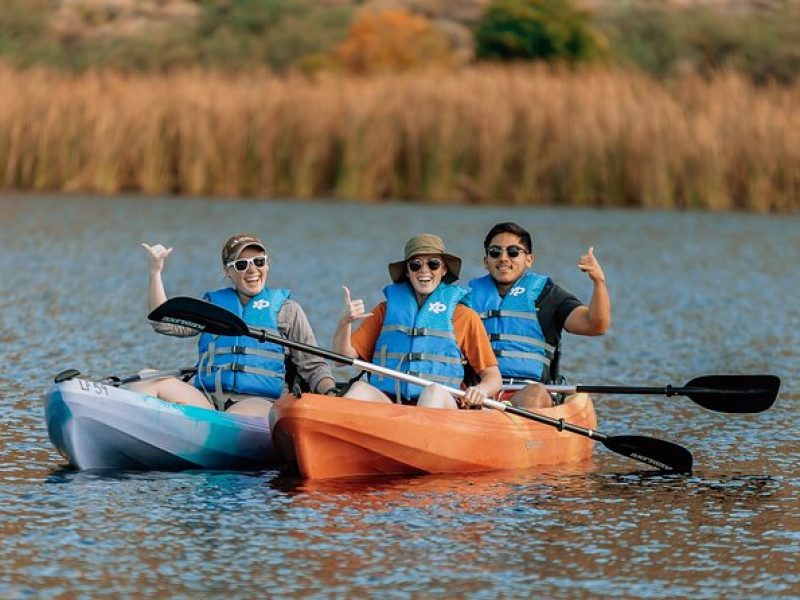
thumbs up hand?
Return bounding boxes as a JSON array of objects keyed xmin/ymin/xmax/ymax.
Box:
[
  {"xmin": 341, "ymin": 286, "xmax": 373, "ymax": 324},
  {"xmin": 578, "ymin": 246, "xmax": 605, "ymax": 284}
]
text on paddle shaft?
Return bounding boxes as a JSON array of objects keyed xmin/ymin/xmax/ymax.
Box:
[{"xmin": 79, "ymin": 380, "xmax": 109, "ymax": 397}]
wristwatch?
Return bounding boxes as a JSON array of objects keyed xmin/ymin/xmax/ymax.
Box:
[{"xmin": 324, "ymin": 388, "xmax": 338, "ymax": 396}]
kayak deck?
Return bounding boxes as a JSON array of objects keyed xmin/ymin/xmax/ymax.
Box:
[
  {"xmin": 45, "ymin": 378, "xmax": 277, "ymax": 470},
  {"xmin": 270, "ymin": 393, "xmax": 597, "ymax": 479}
]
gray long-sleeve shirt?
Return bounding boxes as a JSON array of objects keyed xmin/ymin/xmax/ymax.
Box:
[{"xmin": 150, "ymin": 298, "xmax": 334, "ymax": 394}]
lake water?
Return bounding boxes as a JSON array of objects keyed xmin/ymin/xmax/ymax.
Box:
[{"xmin": 0, "ymin": 195, "xmax": 798, "ymax": 597}]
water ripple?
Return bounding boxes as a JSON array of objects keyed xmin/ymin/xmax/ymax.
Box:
[{"xmin": 0, "ymin": 196, "xmax": 798, "ymax": 597}]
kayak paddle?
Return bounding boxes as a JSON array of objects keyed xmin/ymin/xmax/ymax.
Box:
[
  {"xmin": 530, "ymin": 375, "xmax": 779, "ymax": 414},
  {"xmin": 148, "ymin": 296, "xmax": 693, "ymax": 473}
]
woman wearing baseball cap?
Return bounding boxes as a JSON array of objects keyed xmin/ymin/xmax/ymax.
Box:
[
  {"xmin": 131, "ymin": 233, "xmax": 337, "ymax": 417},
  {"xmin": 332, "ymin": 234, "xmax": 502, "ymax": 409}
]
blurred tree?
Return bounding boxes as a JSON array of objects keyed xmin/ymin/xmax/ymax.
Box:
[
  {"xmin": 0, "ymin": 0, "xmax": 52, "ymax": 60},
  {"xmin": 333, "ymin": 8, "xmax": 453, "ymax": 75},
  {"xmin": 474, "ymin": 0, "xmax": 602, "ymax": 63}
]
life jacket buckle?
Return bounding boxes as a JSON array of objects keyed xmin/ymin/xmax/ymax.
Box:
[{"xmin": 231, "ymin": 346, "xmax": 246, "ymax": 354}]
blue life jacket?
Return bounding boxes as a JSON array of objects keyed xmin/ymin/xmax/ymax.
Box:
[
  {"xmin": 195, "ymin": 287, "xmax": 289, "ymax": 404},
  {"xmin": 468, "ymin": 272, "xmax": 556, "ymax": 382},
  {"xmin": 371, "ymin": 282, "xmax": 468, "ymax": 402}
]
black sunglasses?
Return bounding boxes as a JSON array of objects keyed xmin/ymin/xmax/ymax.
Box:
[
  {"xmin": 226, "ymin": 255, "xmax": 268, "ymax": 272},
  {"xmin": 486, "ymin": 245, "xmax": 528, "ymax": 259},
  {"xmin": 407, "ymin": 258, "xmax": 442, "ymax": 273}
]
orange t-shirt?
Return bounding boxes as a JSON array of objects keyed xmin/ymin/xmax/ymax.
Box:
[{"xmin": 351, "ymin": 301, "xmax": 498, "ymax": 373}]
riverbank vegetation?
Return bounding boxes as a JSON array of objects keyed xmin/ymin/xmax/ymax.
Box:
[
  {"xmin": 3, "ymin": 65, "xmax": 797, "ymax": 211},
  {"xmin": 1, "ymin": 0, "xmax": 799, "ymax": 211}
]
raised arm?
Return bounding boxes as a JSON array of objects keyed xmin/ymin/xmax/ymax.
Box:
[
  {"xmin": 141, "ymin": 243, "xmax": 197, "ymax": 337},
  {"xmin": 141, "ymin": 242, "xmax": 172, "ymax": 312},
  {"xmin": 564, "ymin": 246, "xmax": 611, "ymax": 336}
]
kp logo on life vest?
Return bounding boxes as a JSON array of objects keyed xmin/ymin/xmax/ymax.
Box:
[
  {"xmin": 253, "ymin": 299, "xmax": 270, "ymax": 310},
  {"xmin": 509, "ymin": 286, "xmax": 526, "ymax": 297},
  {"xmin": 428, "ymin": 302, "xmax": 447, "ymax": 314}
]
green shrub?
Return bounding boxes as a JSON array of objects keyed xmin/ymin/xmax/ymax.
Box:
[
  {"xmin": 0, "ymin": 0, "xmax": 53, "ymax": 63},
  {"xmin": 475, "ymin": 0, "xmax": 602, "ymax": 63},
  {"xmin": 593, "ymin": 3, "xmax": 800, "ymax": 84}
]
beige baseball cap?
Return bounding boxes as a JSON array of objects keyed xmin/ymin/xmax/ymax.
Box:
[{"xmin": 221, "ymin": 233, "xmax": 267, "ymax": 265}]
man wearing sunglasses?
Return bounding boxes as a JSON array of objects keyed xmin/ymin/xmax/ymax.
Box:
[
  {"xmin": 469, "ymin": 222, "xmax": 611, "ymax": 408},
  {"xmin": 333, "ymin": 234, "xmax": 502, "ymax": 409},
  {"xmin": 133, "ymin": 233, "xmax": 337, "ymax": 416}
]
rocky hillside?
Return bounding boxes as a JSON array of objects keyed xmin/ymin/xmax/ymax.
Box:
[
  {"xmin": 51, "ymin": 0, "xmax": 200, "ymax": 40},
  {"xmin": 49, "ymin": 0, "xmax": 790, "ymax": 41}
]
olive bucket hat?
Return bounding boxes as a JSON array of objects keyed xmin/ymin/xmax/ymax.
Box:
[{"xmin": 388, "ymin": 234, "xmax": 462, "ymax": 284}]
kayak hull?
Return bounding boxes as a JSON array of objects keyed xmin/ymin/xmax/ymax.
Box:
[
  {"xmin": 44, "ymin": 378, "xmax": 277, "ymax": 470},
  {"xmin": 270, "ymin": 393, "xmax": 597, "ymax": 479}
]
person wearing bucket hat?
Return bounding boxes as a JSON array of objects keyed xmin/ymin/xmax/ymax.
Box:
[
  {"xmin": 468, "ymin": 222, "xmax": 611, "ymax": 409},
  {"xmin": 333, "ymin": 234, "xmax": 502, "ymax": 409},
  {"xmin": 129, "ymin": 233, "xmax": 337, "ymax": 417}
]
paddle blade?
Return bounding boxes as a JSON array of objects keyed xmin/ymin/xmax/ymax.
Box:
[
  {"xmin": 684, "ymin": 375, "xmax": 780, "ymax": 413},
  {"xmin": 148, "ymin": 296, "xmax": 248, "ymax": 337},
  {"xmin": 603, "ymin": 435, "xmax": 693, "ymax": 473}
]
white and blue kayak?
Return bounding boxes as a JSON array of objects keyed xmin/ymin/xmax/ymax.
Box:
[{"xmin": 44, "ymin": 376, "xmax": 277, "ymax": 471}]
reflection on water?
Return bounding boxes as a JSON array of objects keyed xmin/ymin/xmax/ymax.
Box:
[{"xmin": 0, "ymin": 195, "xmax": 798, "ymax": 596}]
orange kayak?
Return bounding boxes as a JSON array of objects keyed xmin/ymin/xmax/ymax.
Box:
[{"xmin": 270, "ymin": 393, "xmax": 597, "ymax": 479}]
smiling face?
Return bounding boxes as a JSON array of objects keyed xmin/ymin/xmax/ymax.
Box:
[
  {"xmin": 406, "ymin": 253, "xmax": 447, "ymax": 303},
  {"xmin": 225, "ymin": 245, "xmax": 269, "ymax": 301},
  {"xmin": 484, "ymin": 232, "xmax": 533, "ymax": 294}
]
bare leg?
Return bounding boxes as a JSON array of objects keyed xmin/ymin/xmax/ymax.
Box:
[
  {"xmin": 226, "ymin": 397, "xmax": 273, "ymax": 418},
  {"xmin": 417, "ymin": 383, "xmax": 459, "ymax": 409},
  {"xmin": 127, "ymin": 377, "xmax": 213, "ymax": 410},
  {"xmin": 510, "ymin": 383, "xmax": 554, "ymax": 409},
  {"xmin": 343, "ymin": 381, "xmax": 393, "ymax": 403}
]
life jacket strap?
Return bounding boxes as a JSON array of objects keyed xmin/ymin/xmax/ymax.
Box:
[
  {"xmin": 488, "ymin": 333, "xmax": 556, "ymax": 356},
  {"xmin": 212, "ymin": 346, "xmax": 285, "ymax": 361},
  {"xmin": 213, "ymin": 369, "xmax": 225, "ymax": 411},
  {"xmin": 210, "ymin": 363, "xmax": 284, "ymax": 378},
  {"xmin": 384, "ymin": 351, "xmax": 464, "ymax": 365},
  {"xmin": 480, "ymin": 309, "xmax": 539, "ymax": 321},
  {"xmin": 381, "ymin": 325, "xmax": 456, "ymax": 341},
  {"xmin": 495, "ymin": 350, "xmax": 551, "ymax": 365}
]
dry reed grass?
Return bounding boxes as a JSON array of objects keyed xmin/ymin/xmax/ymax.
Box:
[{"xmin": 1, "ymin": 64, "xmax": 798, "ymax": 211}]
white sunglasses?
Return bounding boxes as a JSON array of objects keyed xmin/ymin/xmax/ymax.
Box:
[{"xmin": 226, "ymin": 255, "xmax": 268, "ymax": 272}]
